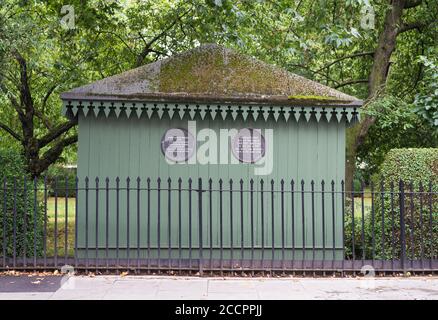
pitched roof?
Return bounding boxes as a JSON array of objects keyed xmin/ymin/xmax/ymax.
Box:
[{"xmin": 61, "ymin": 44, "xmax": 362, "ymax": 107}]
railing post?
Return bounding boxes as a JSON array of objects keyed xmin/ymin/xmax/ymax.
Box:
[
  {"xmin": 95, "ymin": 177, "xmax": 99, "ymax": 273},
  {"xmin": 105, "ymin": 177, "xmax": 110, "ymax": 272},
  {"xmin": 167, "ymin": 178, "xmax": 172, "ymax": 271},
  {"xmin": 74, "ymin": 177, "xmax": 79, "ymax": 271},
  {"xmin": 2, "ymin": 178, "xmax": 6, "ymax": 269},
  {"xmin": 399, "ymin": 180, "xmax": 406, "ymax": 273},
  {"xmin": 198, "ymin": 178, "xmax": 203, "ymax": 276}
]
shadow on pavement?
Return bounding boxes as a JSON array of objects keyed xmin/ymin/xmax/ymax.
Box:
[{"xmin": 0, "ymin": 276, "xmax": 62, "ymax": 293}]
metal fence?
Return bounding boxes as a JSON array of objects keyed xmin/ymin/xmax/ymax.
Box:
[{"xmin": 1, "ymin": 177, "xmax": 437, "ymax": 275}]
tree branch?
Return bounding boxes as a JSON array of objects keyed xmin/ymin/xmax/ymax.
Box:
[
  {"xmin": 12, "ymin": 51, "xmax": 34, "ymax": 114},
  {"xmin": 37, "ymin": 135, "xmax": 78, "ymax": 176},
  {"xmin": 397, "ymin": 21, "xmax": 426, "ymax": 34},
  {"xmin": 135, "ymin": 9, "xmax": 191, "ymax": 67},
  {"xmin": 0, "ymin": 121, "xmax": 23, "ymax": 142},
  {"xmin": 34, "ymin": 109, "xmax": 53, "ymax": 130},
  {"xmin": 42, "ymin": 84, "xmax": 58, "ymax": 109},
  {"xmin": 38, "ymin": 118, "xmax": 78, "ymax": 148},
  {"xmin": 316, "ymin": 51, "xmax": 374, "ymax": 73},
  {"xmin": 98, "ymin": 30, "xmax": 138, "ymax": 58},
  {"xmin": 404, "ymin": 0, "xmax": 423, "ymax": 9},
  {"xmin": 288, "ymin": 64, "xmax": 341, "ymax": 86},
  {"xmin": 334, "ymin": 79, "xmax": 368, "ymax": 89},
  {"xmin": 0, "ymin": 82, "xmax": 24, "ymax": 117}
]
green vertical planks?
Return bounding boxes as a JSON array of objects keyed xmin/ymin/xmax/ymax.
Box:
[{"xmin": 76, "ymin": 106, "xmax": 347, "ymax": 260}]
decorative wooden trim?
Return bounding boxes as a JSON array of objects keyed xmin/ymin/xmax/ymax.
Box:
[{"xmin": 62, "ymin": 100, "xmax": 360, "ymax": 124}]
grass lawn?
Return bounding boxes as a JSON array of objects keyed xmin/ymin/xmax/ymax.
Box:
[
  {"xmin": 46, "ymin": 197, "xmax": 76, "ymax": 257},
  {"xmin": 353, "ymin": 188, "xmax": 373, "ymax": 216}
]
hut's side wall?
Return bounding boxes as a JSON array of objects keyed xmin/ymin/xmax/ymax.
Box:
[{"xmin": 76, "ymin": 110, "xmax": 346, "ymax": 261}]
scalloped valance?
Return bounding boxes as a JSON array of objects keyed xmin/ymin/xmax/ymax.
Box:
[{"xmin": 62, "ymin": 100, "xmax": 360, "ymax": 124}]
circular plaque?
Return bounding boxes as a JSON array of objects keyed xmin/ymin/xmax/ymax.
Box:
[
  {"xmin": 161, "ymin": 128, "xmax": 195, "ymax": 162},
  {"xmin": 231, "ymin": 128, "xmax": 265, "ymax": 163}
]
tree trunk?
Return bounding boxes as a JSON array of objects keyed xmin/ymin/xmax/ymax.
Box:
[
  {"xmin": 0, "ymin": 52, "xmax": 79, "ymax": 179},
  {"xmin": 345, "ymin": 0, "xmax": 407, "ymax": 191}
]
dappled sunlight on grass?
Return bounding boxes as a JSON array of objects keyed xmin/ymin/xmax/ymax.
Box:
[
  {"xmin": 46, "ymin": 198, "xmax": 76, "ymax": 257},
  {"xmin": 353, "ymin": 188, "xmax": 372, "ymax": 216}
]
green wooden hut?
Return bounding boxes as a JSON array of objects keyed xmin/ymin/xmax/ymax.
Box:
[{"xmin": 61, "ymin": 44, "xmax": 362, "ymax": 264}]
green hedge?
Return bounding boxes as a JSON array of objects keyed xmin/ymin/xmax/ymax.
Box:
[
  {"xmin": 345, "ymin": 148, "xmax": 438, "ymax": 260},
  {"xmin": 0, "ymin": 149, "xmax": 44, "ymax": 258}
]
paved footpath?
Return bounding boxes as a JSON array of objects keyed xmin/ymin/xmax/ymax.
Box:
[{"xmin": 0, "ymin": 275, "xmax": 437, "ymax": 300}]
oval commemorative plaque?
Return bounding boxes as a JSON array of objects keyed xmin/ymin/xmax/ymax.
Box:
[
  {"xmin": 161, "ymin": 128, "xmax": 195, "ymax": 162},
  {"xmin": 231, "ymin": 128, "xmax": 265, "ymax": 163}
]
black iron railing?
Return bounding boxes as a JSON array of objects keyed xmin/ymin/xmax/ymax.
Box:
[{"xmin": 0, "ymin": 177, "xmax": 437, "ymax": 275}]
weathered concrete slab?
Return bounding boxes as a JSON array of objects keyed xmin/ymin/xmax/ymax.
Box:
[{"xmin": 0, "ymin": 275, "xmax": 436, "ymax": 300}]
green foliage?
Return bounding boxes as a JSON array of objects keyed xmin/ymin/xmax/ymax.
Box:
[
  {"xmin": 0, "ymin": 149, "xmax": 44, "ymax": 258},
  {"xmin": 345, "ymin": 148, "xmax": 438, "ymax": 260},
  {"xmin": 363, "ymin": 96, "xmax": 416, "ymax": 131},
  {"xmin": 414, "ymin": 56, "xmax": 438, "ymax": 129},
  {"xmin": 352, "ymin": 170, "xmax": 365, "ymax": 193},
  {"xmin": 344, "ymin": 197, "xmax": 371, "ymax": 259},
  {"xmin": 371, "ymin": 186, "xmax": 437, "ymax": 260},
  {"xmin": 373, "ymin": 148, "xmax": 438, "ymax": 185},
  {"xmin": 357, "ymin": 96, "xmax": 438, "ymax": 181},
  {"xmin": 45, "ymin": 166, "xmax": 77, "ymax": 198},
  {"xmin": 1, "ymin": 0, "xmax": 437, "ymax": 175}
]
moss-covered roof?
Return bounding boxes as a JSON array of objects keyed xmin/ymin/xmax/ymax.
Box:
[{"xmin": 61, "ymin": 44, "xmax": 362, "ymax": 107}]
